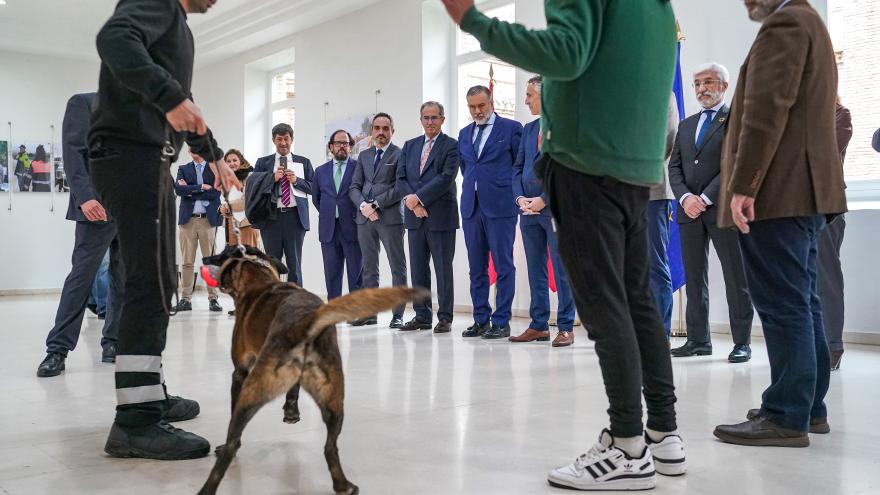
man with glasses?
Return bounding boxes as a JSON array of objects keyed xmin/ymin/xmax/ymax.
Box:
[
  {"xmin": 313, "ymin": 130, "xmax": 362, "ymax": 299},
  {"xmin": 668, "ymin": 62, "xmax": 754, "ymax": 363},
  {"xmin": 396, "ymin": 102, "xmax": 460, "ymax": 333},
  {"xmin": 349, "ymin": 113, "xmax": 407, "ymax": 328}
]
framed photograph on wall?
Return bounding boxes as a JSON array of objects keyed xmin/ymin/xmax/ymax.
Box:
[{"xmin": 8, "ymin": 141, "xmax": 63, "ymax": 193}]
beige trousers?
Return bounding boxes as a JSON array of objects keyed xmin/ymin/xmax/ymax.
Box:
[{"xmin": 179, "ymin": 217, "xmax": 219, "ymax": 300}]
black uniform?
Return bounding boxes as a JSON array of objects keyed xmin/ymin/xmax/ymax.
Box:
[{"xmin": 89, "ymin": 0, "xmax": 222, "ymax": 427}]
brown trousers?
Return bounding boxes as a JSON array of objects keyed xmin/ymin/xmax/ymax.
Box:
[{"xmin": 179, "ymin": 217, "xmax": 219, "ymax": 300}]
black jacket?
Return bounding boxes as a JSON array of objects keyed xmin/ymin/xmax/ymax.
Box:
[
  {"xmin": 244, "ymin": 171, "xmax": 279, "ymax": 230},
  {"xmin": 63, "ymin": 93, "xmax": 105, "ymax": 223},
  {"xmin": 88, "ymin": 0, "xmax": 220, "ymax": 161}
]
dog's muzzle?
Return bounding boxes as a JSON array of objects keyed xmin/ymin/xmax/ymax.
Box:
[{"xmin": 201, "ymin": 265, "xmax": 222, "ymax": 288}]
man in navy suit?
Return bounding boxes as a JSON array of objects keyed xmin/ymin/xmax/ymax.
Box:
[
  {"xmin": 253, "ymin": 123, "xmax": 314, "ymax": 285},
  {"xmin": 396, "ymin": 102, "xmax": 460, "ymax": 334},
  {"xmin": 37, "ymin": 92, "xmax": 122, "ymax": 377},
  {"xmin": 312, "ymin": 130, "xmax": 362, "ymax": 299},
  {"xmin": 174, "ymin": 150, "xmax": 223, "ymax": 312},
  {"xmin": 509, "ymin": 77, "xmax": 576, "ymax": 347},
  {"xmin": 458, "ymin": 85, "xmax": 523, "ymax": 339}
]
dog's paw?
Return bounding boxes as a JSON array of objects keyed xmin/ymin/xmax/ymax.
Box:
[
  {"xmin": 334, "ymin": 483, "xmax": 359, "ymax": 495},
  {"xmin": 282, "ymin": 412, "xmax": 301, "ymax": 424},
  {"xmin": 214, "ymin": 444, "xmax": 225, "ymax": 457}
]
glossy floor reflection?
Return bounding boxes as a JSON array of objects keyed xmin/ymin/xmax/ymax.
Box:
[{"xmin": 2, "ymin": 294, "xmax": 878, "ymax": 494}]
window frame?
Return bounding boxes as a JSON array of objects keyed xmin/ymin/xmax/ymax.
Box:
[{"xmin": 267, "ymin": 64, "xmax": 297, "ymax": 135}]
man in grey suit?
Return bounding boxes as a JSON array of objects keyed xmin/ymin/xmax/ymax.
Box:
[
  {"xmin": 37, "ymin": 92, "xmax": 122, "ymax": 377},
  {"xmin": 349, "ymin": 112, "xmax": 407, "ymax": 328},
  {"xmin": 669, "ymin": 62, "xmax": 754, "ymax": 363}
]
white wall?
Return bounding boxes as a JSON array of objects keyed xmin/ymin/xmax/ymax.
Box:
[{"xmin": 0, "ymin": 50, "xmax": 98, "ymax": 292}]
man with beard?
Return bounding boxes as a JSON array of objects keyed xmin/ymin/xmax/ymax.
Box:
[
  {"xmin": 714, "ymin": 0, "xmax": 847, "ymax": 447},
  {"xmin": 88, "ymin": 0, "xmax": 239, "ymax": 460},
  {"xmin": 457, "ymin": 85, "xmax": 522, "ymax": 340},
  {"xmin": 313, "ymin": 130, "xmax": 362, "ymax": 299},
  {"xmin": 349, "ymin": 113, "xmax": 407, "ymax": 328},
  {"xmin": 668, "ymin": 62, "xmax": 754, "ymax": 362}
]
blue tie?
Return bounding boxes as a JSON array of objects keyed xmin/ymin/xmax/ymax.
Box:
[
  {"xmin": 373, "ymin": 148, "xmax": 384, "ymax": 170},
  {"xmin": 695, "ymin": 110, "xmax": 716, "ymax": 149},
  {"xmin": 473, "ymin": 124, "xmax": 488, "ymax": 158}
]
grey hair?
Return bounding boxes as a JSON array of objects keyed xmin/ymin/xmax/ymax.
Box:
[
  {"xmin": 420, "ymin": 101, "xmax": 445, "ymax": 117},
  {"xmin": 528, "ymin": 75, "xmax": 542, "ymax": 93},
  {"xmin": 466, "ymin": 85, "xmax": 492, "ymax": 99},
  {"xmin": 693, "ymin": 62, "xmax": 730, "ymax": 84}
]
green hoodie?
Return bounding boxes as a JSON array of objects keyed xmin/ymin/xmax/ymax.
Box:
[{"xmin": 460, "ymin": 0, "xmax": 676, "ymax": 186}]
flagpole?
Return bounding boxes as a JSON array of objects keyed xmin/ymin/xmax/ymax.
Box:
[{"xmin": 672, "ymin": 21, "xmax": 688, "ymax": 338}]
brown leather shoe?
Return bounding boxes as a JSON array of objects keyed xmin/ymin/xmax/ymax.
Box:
[
  {"xmin": 552, "ymin": 331, "xmax": 574, "ymax": 347},
  {"xmin": 746, "ymin": 408, "xmax": 830, "ymax": 434},
  {"xmin": 434, "ymin": 319, "xmax": 452, "ymax": 334},
  {"xmin": 509, "ymin": 328, "xmax": 550, "ymax": 342},
  {"xmin": 714, "ymin": 417, "xmax": 809, "ymax": 447}
]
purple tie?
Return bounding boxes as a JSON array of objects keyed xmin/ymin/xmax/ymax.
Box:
[{"xmin": 280, "ymin": 156, "xmax": 292, "ymax": 207}]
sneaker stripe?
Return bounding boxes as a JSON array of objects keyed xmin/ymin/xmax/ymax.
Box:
[
  {"xmin": 603, "ymin": 459, "xmax": 616, "ymax": 472},
  {"xmin": 593, "ymin": 462, "xmax": 608, "ymax": 476},
  {"xmin": 585, "ymin": 465, "xmax": 600, "ymax": 479},
  {"xmin": 654, "ymin": 456, "xmax": 686, "ymax": 464},
  {"xmin": 640, "ymin": 461, "xmax": 652, "ymax": 471},
  {"xmin": 609, "ymin": 473, "xmax": 656, "ymax": 481}
]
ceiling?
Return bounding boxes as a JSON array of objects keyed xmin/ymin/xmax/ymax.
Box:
[{"xmin": 0, "ymin": 0, "xmax": 381, "ymax": 67}]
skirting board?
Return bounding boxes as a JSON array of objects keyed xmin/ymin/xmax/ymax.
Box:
[{"xmin": 3, "ymin": 291, "xmax": 877, "ymax": 346}]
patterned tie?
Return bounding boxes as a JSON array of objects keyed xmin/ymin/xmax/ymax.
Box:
[
  {"xmin": 334, "ymin": 161, "xmax": 344, "ymax": 218},
  {"xmin": 474, "ymin": 124, "xmax": 488, "ymax": 158},
  {"xmin": 280, "ymin": 156, "xmax": 292, "ymax": 207},
  {"xmin": 695, "ymin": 110, "xmax": 716, "ymax": 149},
  {"xmin": 373, "ymin": 148, "xmax": 384, "ymax": 170},
  {"xmin": 420, "ymin": 138, "xmax": 434, "ymax": 174}
]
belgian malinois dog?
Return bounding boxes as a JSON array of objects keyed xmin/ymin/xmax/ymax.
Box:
[{"xmin": 197, "ymin": 244, "xmax": 428, "ymax": 495}]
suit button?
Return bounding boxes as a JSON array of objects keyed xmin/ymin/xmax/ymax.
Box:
[{"xmin": 695, "ymin": 159, "xmax": 699, "ymax": 165}]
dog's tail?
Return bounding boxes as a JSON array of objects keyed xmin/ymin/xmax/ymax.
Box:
[{"xmin": 305, "ymin": 287, "xmax": 431, "ymax": 341}]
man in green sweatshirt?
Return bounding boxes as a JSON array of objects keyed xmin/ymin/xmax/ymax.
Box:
[{"xmin": 444, "ymin": 0, "xmax": 684, "ymax": 490}]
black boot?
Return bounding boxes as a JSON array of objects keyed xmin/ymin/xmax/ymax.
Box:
[
  {"xmin": 164, "ymin": 395, "xmax": 201, "ymax": 422},
  {"xmin": 104, "ymin": 420, "xmax": 210, "ymax": 460}
]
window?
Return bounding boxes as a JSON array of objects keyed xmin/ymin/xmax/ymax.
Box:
[
  {"xmin": 454, "ymin": 2, "xmax": 516, "ymax": 131},
  {"xmin": 269, "ymin": 68, "xmax": 296, "ymax": 130},
  {"xmin": 829, "ymin": 0, "xmax": 880, "ymax": 187}
]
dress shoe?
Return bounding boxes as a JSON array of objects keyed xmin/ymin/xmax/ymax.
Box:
[
  {"xmin": 104, "ymin": 420, "xmax": 209, "ymax": 460},
  {"xmin": 434, "ymin": 319, "xmax": 452, "ymax": 334},
  {"xmin": 462, "ymin": 321, "xmax": 490, "ymax": 338},
  {"xmin": 349, "ymin": 316, "xmax": 377, "ymax": 326},
  {"xmin": 552, "ymin": 330, "xmax": 574, "ymax": 347},
  {"xmin": 670, "ymin": 341, "xmax": 712, "ymax": 357},
  {"xmin": 37, "ymin": 352, "xmax": 66, "ymax": 377},
  {"xmin": 482, "ymin": 324, "xmax": 511, "ymax": 340},
  {"xmin": 400, "ymin": 318, "xmax": 431, "ymax": 331},
  {"xmin": 728, "ymin": 344, "xmax": 752, "ymax": 363},
  {"xmin": 164, "ymin": 395, "xmax": 201, "ymax": 422},
  {"xmin": 713, "ymin": 417, "xmax": 809, "ymax": 448},
  {"xmin": 509, "ymin": 328, "xmax": 551, "ymax": 342},
  {"xmin": 830, "ymin": 349, "xmax": 844, "ymax": 371},
  {"xmin": 102, "ymin": 343, "xmax": 117, "ymax": 364},
  {"xmin": 746, "ymin": 408, "xmax": 830, "ymax": 434},
  {"xmin": 389, "ymin": 317, "xmax": 404, "ymax": 329},
  {"xmin": 208, "ymin": 299, "xmax": 223, "ymax": 312},
  {"xmin": 174, "ymin": 299, "xmax": 192, "ymax": 312}
]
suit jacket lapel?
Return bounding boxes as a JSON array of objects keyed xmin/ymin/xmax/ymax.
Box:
[
  {"xmin": 464, "ymin": 123, "xmax": 478, "ymax": 163},
  {"xmin": 341, "ymin": 159, "xmax": 356, "ymax": 194}
]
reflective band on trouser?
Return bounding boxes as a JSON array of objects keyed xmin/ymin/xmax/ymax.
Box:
[
  {"xmin": 115, "ymin": 355, "xmax": 162, "ymax": 373},
  {"xmin": 116, "ymin": 384, "xmax": 167, "ymax": 405},
  {"xmin": 115, "ymin": 355, "xmax": 165, "ymax": 406}
]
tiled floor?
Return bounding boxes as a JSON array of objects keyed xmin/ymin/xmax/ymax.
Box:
[{"xmin": 2, "ymin": 294, "xmax": 878, "ymax": 494}]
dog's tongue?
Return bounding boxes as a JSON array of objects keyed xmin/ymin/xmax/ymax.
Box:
[{"xmin": 201, "ymin": 265, "xmax": 221, "ymax": 288}]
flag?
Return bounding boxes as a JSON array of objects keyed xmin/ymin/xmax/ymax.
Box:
[
  {"xmin": 668, "ymin": 27, "xmax": 687, "ymax": 292},
  {"xmin": 488, "ymin": 63, "xmax": 498, "ymax": 287}
]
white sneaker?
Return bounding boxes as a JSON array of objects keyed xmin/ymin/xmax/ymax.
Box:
[
  {"xmin": 548, "ymin": 429, "xmax": 656, "ymax": 491},
  {"xmin": 645, "ymin": 433, "xmax": 687, "ymax": 476}
]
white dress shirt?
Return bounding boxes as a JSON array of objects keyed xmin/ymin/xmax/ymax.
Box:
[
  {"xmin": 681, "ymin": 101, "xmax": 726, "ymax": 207},
  {"xmin": 274, "ymin": 152, "xmax": 306, "ymax": 208},
  {"xmin": 472, "ymin": 112, "xmax": 497, "ymax": 160}
]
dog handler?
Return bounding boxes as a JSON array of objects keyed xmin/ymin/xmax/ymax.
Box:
[{"xmin": 89, "ymin": 0, "xmax": 239, "ymax": 460}]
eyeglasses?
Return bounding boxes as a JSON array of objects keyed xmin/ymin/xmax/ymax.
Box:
[
  {"xmin": 330, "ymin": 141, "xmax": 351, "ymax": 146},
  {"xmin": 692, "ymin": 79, "xmax": 722, "ymax": 88},
  {"xmin": 421, "ymin": 115, "xmax": 443, "ymax": 122}
]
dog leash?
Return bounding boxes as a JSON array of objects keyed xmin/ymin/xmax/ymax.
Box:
[{"xmin": 200, "ymin": 133, "xmax": 246, "ymax": 255}]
